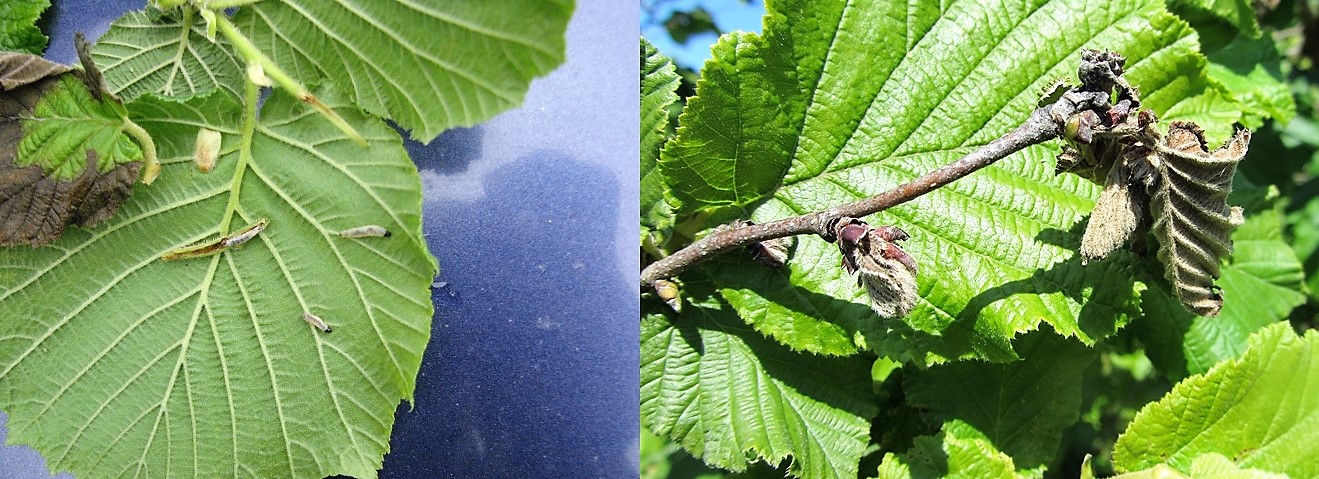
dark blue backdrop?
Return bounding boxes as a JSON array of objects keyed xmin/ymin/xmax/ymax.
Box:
[{"xmin": 0, "ymin": 1, "xmax": 638, "ymax": 477}]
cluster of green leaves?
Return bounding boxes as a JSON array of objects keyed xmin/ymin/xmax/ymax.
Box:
[
  {"xmin": 641, "ymin": 0, "xmax": 1317, "ymax": 478},
  {"xmin": 0, "ymin": 2, "xmax": 570, "ymax": 478}
]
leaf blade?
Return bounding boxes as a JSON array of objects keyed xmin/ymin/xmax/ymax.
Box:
[
  {"xmin": 903, "ymin": 331, "xmax": 1097, "ymax": 470},
  {"xmin": 233, "ymin": 0, "xmax": 573, "ymax": 142},
  {"xmin": 641, "ymin": 37, "xmax": 679, "ymax": 230},
  {"xmin": 641, "ymin": 280, "xmax": 877, "ymax": 479},
  {"xmin": 90, "ymin": 8, "xmax": 245, "ymax": 101},
  {"xmin": 0, "ymin": 0, "xmax": 50, "ymax": 55},
  {"xmin": 1113, "ymin": 323, "xmax": 1319, "ymax": 478},
  {"xmin": 0, "ymin": 86, "xmax": 435, "ymax": 479},
  {"xmin": 658, "ymin": 29, "xmax": 798, "ymax": 215},
  {"xmin": 875, "ymin": 420, "xmax": 1024, "ymax": 479}
]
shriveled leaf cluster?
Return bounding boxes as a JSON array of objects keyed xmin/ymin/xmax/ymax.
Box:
[
  {"xmin": 1054, "ymin": 72, "xmax": 1252, "ymax": 316},
  {"xmin": 0, "ymin": 52, "xmax": 141, "ymax": 246}
]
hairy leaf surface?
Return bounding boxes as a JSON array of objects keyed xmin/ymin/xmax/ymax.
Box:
[
  {"xmin": 0, "ymin": 87, "xmax": 435, "ymax": 479},
  {"xmin": 1150, "ymin": 123, "xmax": 1249, "ymax": 316},
  {"xmin": 91, "ymin": 8, "xmax": 244, "ymax": 101},
  {"xmin": 641, "ymin": 279, "xmax": 877, "ymax": 479},
  {"xmin": 233, "ymin": 0, "xmax": 573, "ymax": 142},
  {"xmin": 0, "ymin": 0, "xmax": 49, "ymax": 55},
  {"xmin": 1113, "ymin": 323, "xmax": 1319, "ymax": 478},
  {"xmin": 1135, "ymin": 190, "xmax": 1307, "ymax": 379},
  {"xmin": 693, "ymin": 0, "xmax": 1253, "ymax": 361}
]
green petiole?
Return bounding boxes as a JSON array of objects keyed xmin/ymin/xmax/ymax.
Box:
[{"xmin": 210, "ymin": 13, "xmax": 367, "ymax": 147}]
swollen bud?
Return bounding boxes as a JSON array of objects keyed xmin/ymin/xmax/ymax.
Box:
[
  {"xmin": 653, "ymin": 279, "xmax": 682, "ymax": 313},
  {"xmin": 246, "ymin": 63, "xmax": 274, "ymax": 87},
  {"xmin": 194, "ymin": 128, "xmax": 222, "ymax": 173},
  {"xmin": 748, "ymin": 236, "xmax": 793, "ymax": 268},
  {"xmin": 833, "ymin": 217, "xmax": 919, "ymax": 318}
]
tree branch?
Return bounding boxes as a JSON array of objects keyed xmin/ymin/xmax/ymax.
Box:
[{"xmin": 640, "ymin": 104, "xmax": 1065, "ymax": 290}]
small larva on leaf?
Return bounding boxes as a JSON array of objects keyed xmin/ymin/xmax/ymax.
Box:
[
  {"xmin": 301, "ymin": 312, "xmax": 332, "ymax": 334},
  {"xmin": 161, "ymin": 218, "xmax": 269, "ymax": 260},
  {"xmin": 339, "ymin": 225, "xmax": 391, "ymax": 238},
  {"xmin": 833, "ymin": 217, "xmax": 919, "ymax": 319},
  {"xmin": 194, "ymin": 128, "xmax": 222, "ymax": 173},
  {"xmin": 220, "ymin": 218, "xmax": 268, "ymax": 248}
]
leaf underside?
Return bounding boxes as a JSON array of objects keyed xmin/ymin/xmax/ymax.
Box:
[
  {"xmin": 91, "ymin": 8, "xmax": 245, "ymax": 101},
  {"xmin": 232, "ymin": 0, "xmax": 574, "ymax": 142},
  {"xmin": 1149, "ymin": 123, "xmax": 1248, "ymax": 316},
  {"xmin": 672, "ymin": 0, "xmax": 1241, "ymax": 362},
  {"xmin": 0, "ymin": 87, "xmax": 435, "ymax": 479}
]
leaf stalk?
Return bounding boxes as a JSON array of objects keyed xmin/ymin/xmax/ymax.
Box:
[
  {"xmin": 210, "ymin": 13, "xmax": 367, "ymax": 146},
  {"xmin": 218, "ymin": 75, "xmax": 261, "ymax": 234},
  {"xmin": 121, "ymin": 117, "xmax": 161, "ymax": 184}
]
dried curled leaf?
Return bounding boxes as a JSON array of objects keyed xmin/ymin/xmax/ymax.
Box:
[
  {"xmin": 1150, "ymin": 122, "xmax": 1249, "ymax": 316},
  {"xmin": 0, "ymin": 50, "xmax": 142, "ymax": 246},
  {"xmin": 1079, "ymin": 144, "xmax": 1158, "ymax": 263},
  {"xmin": 834, "ymin": 218, "xmax": 919, "ymax": 318},
  {"xmin": 1048, "ymin": 50, "xmax": 1250, "ymax": 315},
  {"xmin": 1080, "ymin": 158, "xmax": 1145, "ymax": 262}
]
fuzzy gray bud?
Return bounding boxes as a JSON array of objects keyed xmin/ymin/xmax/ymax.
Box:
[{"xmin": 834, "ymin": 218, "xmax": 919, "ymax": 318}]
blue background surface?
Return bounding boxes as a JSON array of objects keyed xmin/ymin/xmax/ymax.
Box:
[
  {"xmin": 1, "ymin": 1, "xmax": 639, "ymax": 477},
  {"xmin": 640, "ymin": 0, "xmax": 763, "ymax": 69}
]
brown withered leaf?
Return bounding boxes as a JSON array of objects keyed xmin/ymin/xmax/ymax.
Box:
[
  {"xmin": 0, "ymin": 42, "xmax": 141, "ymax": 246},
  {"xmin": 1150, "ymin": 122, "xmax": 1249, "ymax": 316}
]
